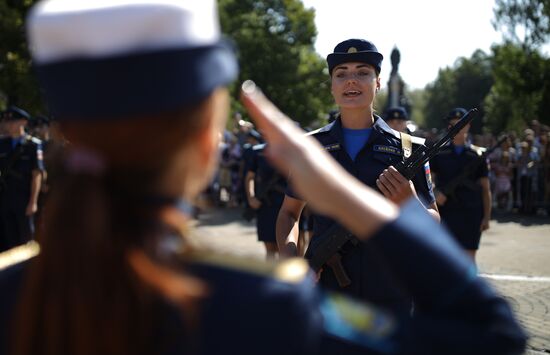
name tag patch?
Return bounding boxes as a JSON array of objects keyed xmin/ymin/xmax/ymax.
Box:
[
  {"xmin": 373, "ymin": 145, "xmax": 402, "ymax": 156},
  {"xmin": 323, "ymin": 143, "xmax": 341, "ymax": 152}
]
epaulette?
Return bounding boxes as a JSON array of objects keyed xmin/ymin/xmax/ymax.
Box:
[
  {"xmin": 384, "ymin": 128, "xmax": 426, "ymax": 145},
  {"xmin": 0, "ymin": 241, "xmax": 40, "ymax": 271},
  {"xmin": 410, "ymin": 135, "xmax": 426, "ymax": 145},
  {"xmin": 186, "ymin": 251, "xmax": 310, "ymax": 284},
  {"xmin": 252, "ymin": 143, "xmax": 266, "ymax": 151},
  {"xmin": 470, "ymin": 144, "xmax": 487, "ymax": 156},
  {"xmin": 307, "ymin": 121, "xmax": 335, "ymax": 137},
  {"xmin": 23, "ymin": 134, "xmax": 42, "ymax": 145}
]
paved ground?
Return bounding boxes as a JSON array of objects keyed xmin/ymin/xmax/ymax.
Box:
[{"xmin": 192, "ymin": 206, "xmax": 550, "ymax": 354}]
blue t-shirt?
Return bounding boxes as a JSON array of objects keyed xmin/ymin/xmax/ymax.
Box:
[{"xmin": 343, "ymin": 128, "xmax": 372, "ymax": 161}]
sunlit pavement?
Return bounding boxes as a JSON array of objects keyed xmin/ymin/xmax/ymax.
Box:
[{"xmin": 193, "ymin": 206, "xmax": 550, "ymax": 354}]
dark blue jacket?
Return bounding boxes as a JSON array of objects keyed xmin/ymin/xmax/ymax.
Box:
[
  {"xmin": 289, "ymin": 117, "xmax": 436, "ymax": 309},
  {"xmin": 0, "ymin": 200, "xmax": 527, "ymax": 355}
]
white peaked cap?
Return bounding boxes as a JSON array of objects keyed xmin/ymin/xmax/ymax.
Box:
[{"xmin": 26, "ymin": 0, "xmax": 238, "ymax": 120}]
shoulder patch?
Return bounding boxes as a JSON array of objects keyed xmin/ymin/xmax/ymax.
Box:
[
  {"xmin": 320, "ymin": 292, "xmax": 397, "ymax": 351},
  {"xmin": 424, "ymin": 162, "xmax": 433, "ymax": 191},
  {"xmin": 0, "ymin": 241, "xmax": 40, "ymax": 271}
]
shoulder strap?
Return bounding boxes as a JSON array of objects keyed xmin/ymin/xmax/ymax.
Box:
[{"xmin": 400, "ymin": 132, "xmax": 412, "ymax": 159}]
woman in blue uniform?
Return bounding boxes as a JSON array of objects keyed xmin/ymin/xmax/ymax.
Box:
[
  {"xmin": 0, "ymin": 107, "xmax": 44, "ymax": 252},
  {"xmin": 430, "ymin": 108, "xmax": 492, "ymax": 262},
  {"xmin": 0, "ymin": 1, "xmax": 525, "ymax": 355},
  {"xmin": 244, "ymin": 143, "xmax": 286, "ymax": 259},
  {"xmin": 276, "ymin": 39, "xmax": 439, "ymax": 311}
]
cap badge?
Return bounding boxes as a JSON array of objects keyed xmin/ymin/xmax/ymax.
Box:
[
  {"xmin": 347, "ymin": 47, "xmax": 358, "ymax": 53},
  {"xmin": 393, "ymin": 112, "xmax": 399, "ymax": 118}
]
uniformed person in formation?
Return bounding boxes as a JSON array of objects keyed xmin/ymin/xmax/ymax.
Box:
[
  {"xmin": 0, "ymin": 2, "xmax": 526, "ymax": 354},
  {"xmin": 430, "ymin": 108, "xmax": 492, "ymax": 262},
  {"xmin": 0, "ymin": 106, "xmax": 44, "ymax": 252},
  {"xmin": 244, "ymin": 143, "xmax": 286, "ymax": 259},
  {"xmin": 276, "ymin": 39, "xmax": 439, "ymax": 313},
  {"xmin": 384, "ymin": 106, "xmax": 409, "ymax": 133}
]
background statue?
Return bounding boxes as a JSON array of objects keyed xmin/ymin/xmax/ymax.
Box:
[{"xmin": 391, "ymin": 47, "xmax": 400, "ymax": 75}]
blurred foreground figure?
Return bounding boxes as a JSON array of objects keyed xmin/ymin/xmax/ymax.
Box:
[{"xmin": 0, "ymin": 1, "xmax": 526, "ymax": 355}]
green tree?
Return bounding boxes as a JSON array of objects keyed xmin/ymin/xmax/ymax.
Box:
[
  {"xmin": 484, "ymin": 43, "xmax": 548, "ymax": 132},
  {"xmin": 490, "ymin": 0, "xmax": 550, "ymax": 131},
  {"xmin": 218, "ymin": 0, "xmax": 333, "ymax": 127},
  {"xmin": 493, "ymin": 0, "xmax": 550, "ymax": 50},
  {"xmin": 424, "ymin": 50, "xmax": 493, "ymax": 132},
  {"xmin": 0, "ymin": 0, "xmax": 43, "ymax": 114},
  {"xmin": 407, "ymin": 89, "xmax": 426, "ymax": 128}
]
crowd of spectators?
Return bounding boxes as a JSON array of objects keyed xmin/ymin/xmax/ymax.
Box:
[
  {"xmin": 212, "ymin": 114, "xmax": 550, "ymax": 217},
  {"xmin": 418, "ymin": 119, "xmax": 550, "ymax": 216}
]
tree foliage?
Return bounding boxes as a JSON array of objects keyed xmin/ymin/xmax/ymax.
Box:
[
  {"xmin": 484, "ymin": 43, "xmax": 549, "ymax": 132},
  {"xmin": 493, "ymin": 0, "xmax": 550, "ymax": 50},
  {"xmin": 218, "ymin": 0, "xmax": 333, "ymax": 127},
  {"xmin": 424, "ymin": 50, "xmax": 493, "ymax": 132},
  {"xmin": 0, "ymin": 0, "xmax": 43, "ymax": 114}
]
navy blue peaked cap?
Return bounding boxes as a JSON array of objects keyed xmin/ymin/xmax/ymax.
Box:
[
  {"xmin": 385, "ymin": 107, "xmax": 408, "ymax": 121},
  {"xmin": 1, "ymin": 106, "xmax": 31, "ymax": 121},
  {"xmin": 445, "ymin": 107, "xmax": 468, "ymax": 121},
  {"xmin": 26, "ymin": 1, "xmax": 238, "ymax": 121},
  {"xmin": 327, "ymin": 39, "xmax": 383, "ymax": 75}
]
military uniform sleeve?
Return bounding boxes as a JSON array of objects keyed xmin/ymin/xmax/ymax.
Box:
[
  {"xmin": 245, "ymin": 147, "xmax": 258, "ymax": 174},
  {"xmin": 475, "ymin": 155, "xmax": 490, "ymax": 180},
  {"xmin": 364, "ymin": 199, "xmax": 527, "ymax": 354},
  {"xmin": 30, "ymin": 139, "xmax": 45, "ymax": 171},
  {"xmin": 410, "ymin": 162, "xmax": 435, "ymax": 206}
]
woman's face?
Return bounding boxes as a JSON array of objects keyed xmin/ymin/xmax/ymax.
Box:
[{"xmin": 331, "ymin": 62, "xmax": 380, "ymax": 110}]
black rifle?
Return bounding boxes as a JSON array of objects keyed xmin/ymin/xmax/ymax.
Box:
[
  {"xmin": 438, "ymin": 135, "xmax": 507, "ymax": 201},
  {"xmin": 308, "ymin": 108, "xmax": 479, "ymax": 288}
]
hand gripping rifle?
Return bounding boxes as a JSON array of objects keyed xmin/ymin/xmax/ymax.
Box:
[{"xmin": 308, "ymin": 108, "xmax": 479, "ymax": 288}]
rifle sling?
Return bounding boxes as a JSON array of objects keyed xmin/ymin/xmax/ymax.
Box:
[{"xmin": 400, "ymin": 132, "xmax": 412, "ymax": 159}]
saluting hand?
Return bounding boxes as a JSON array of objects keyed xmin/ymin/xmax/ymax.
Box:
[
  {"xmin": 376, "ymin": 166, "xmax": 417, "ymax": 205},
  {"xmin": 240, "ymin": 81, "xmax": 349, "ymax": 217},
  {"xmin": 241, "ymin": 80, "xmax": 398, "ymax": 239}
]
